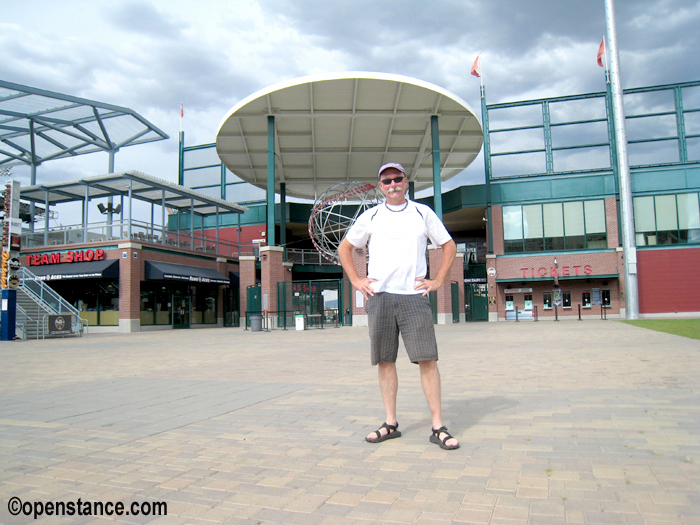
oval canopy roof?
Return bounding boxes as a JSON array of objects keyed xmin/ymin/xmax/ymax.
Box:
[{"xmin": 216, "ymin": 72, "xmax": 483, "ymax": 200}]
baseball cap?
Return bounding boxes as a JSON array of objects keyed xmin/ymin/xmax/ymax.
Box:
[{"xmin": 378, "ymin": 162, "xmax": 406, "ymax": 180}]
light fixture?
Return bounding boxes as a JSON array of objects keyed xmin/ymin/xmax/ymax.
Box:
[
  {"xmin": 553, "ymin": 257, "xmax": 558, "ymax": 266},
  {"xmin": 97, "ymin": 203, "xmax": 122, "ymax": 215}
]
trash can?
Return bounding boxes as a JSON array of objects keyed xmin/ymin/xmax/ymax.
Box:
[
  {"xmin": 250, "ymin": 315, "xmax": 263, "ymax": 332},
  {"xmin": 295, "ymin": 314, "xmax": 305, "ymax": 331}
]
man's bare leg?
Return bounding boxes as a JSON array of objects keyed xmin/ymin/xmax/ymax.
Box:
[
  {"xmin": 419, "ymin": 360, "xmax": 458, "ymax": 447},
  {"xmin": 367, "ymin": 362, "xmax": 398, "ymax": 440}
]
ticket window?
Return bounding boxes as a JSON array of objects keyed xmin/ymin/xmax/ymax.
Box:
[
  {"xmin": 543, "ymin": 292, "xmax": 552, "ymax": 309},
  {"xmin": 505, "ymin": 294, "xmax": 514, "ymax": 311},
  {"xmin": 524, "ymin": 294, "xmax": 533, "ymax": 310},
  {"xmin": 582, "ymin": 290, "xmax": 592, "ymax": 308},
  {"xmin": 563, "ymin": 291, "xmax": 572, "ymax": 309},
  {"xmin": 602, "ymin": 289, "xmax": 611, "ymax": 307}
]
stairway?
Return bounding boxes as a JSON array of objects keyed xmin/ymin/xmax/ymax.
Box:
[{"xmin": 15, "ymin": 288, "xmax": 50, "ymax": 339}]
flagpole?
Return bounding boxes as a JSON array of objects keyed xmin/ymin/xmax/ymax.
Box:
[
  {"xmin": 605, "ymin": 0, "xmax": 639, "ymax": 319},
  {"xmin": 178, "ymin": 103, "xmax": 185, "ymax": 185}
]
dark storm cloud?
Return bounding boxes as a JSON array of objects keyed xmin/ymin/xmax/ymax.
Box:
[{"xmin": 258, "ymin": 0, "xmax": 700, "ymax": 99}]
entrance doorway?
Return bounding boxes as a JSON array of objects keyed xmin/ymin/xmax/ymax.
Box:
[
  {"xmin": 172, "ymin": 292, "xmax": 190, "ymax": 329},
  {"xmin": 465, "ymin": 283, "xmax": 488, "ymax": 321}
]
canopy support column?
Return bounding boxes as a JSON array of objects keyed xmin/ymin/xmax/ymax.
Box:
[
  {"xmin": 280, "ymin": 182, "xmax": 286, "ymax": 261},
  {"xmin": 431, "ymin": 115, "xmax": 442, "ymax": 220},
  {"xmin": 190, "ymin": 199, "xmax": 194, "ymax": 250},
  {"xmin": 267, "ymin": 115, "xmax": 276, "ymax": 246}
]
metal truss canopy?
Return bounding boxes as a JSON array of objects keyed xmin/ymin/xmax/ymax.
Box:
[
  {"xmin": 19, "ymin": 171, "xmax": 247, "ymax": 216},
  {"xmin": 0, "ymin": 80, "xmax": 168, "ymax": 168},
  {"xmin": 216, "ymin": 72, "xmax": 483, "ymax": 199}
]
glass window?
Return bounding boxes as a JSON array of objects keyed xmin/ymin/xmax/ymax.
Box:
[
  {"xmin": 503, "ymin": 206, "xmax": 524, "ymax": 240},
  {"xmin": 543, "ymin": 292, "xmax": 552, "ymax": 309},
  {"xmin": 602, "ymin": 289, "xmax": 611, "ymax": 307},
  {"xmin": 584, "ymin": 200, "xmax": 606, "ymax": 233},
  {"xmin": 543, "ymin": 203, "xmax": 565, "ymax": 251},
  {"xmin": 563, "ymin": 291, "xmax": 572, "ymax": 308},
  {"xmin": 678, "ymin": 193, "xmax": 700, "ymax": 243},
  {"xmin": 634, "ymin": 196, "xmax": 656, "ymax": 232},
  {"xmin": 524, "ymin": 294, "xmax": 533, "ymax": 310},
  {"xmin": 564, "ymin": 201, "xmax": 585, "ymax": 236},
  {"xmin": 505, "ymin": 294, "xmax": 514, "ymax": 311},
  {"xmin": 655, "ymin": 195, "xmax": 678, "ymax": 231},
  {"xmin": 582, "ymin": 290, "xmax": 592, "ymax": 308},
  {"xmin": 523, "ymin": 205, "xmax": 544, "ymax": 251},
  {"xmin": 564, "ymin": 201, "xmax": 585, "ymax": 249}
]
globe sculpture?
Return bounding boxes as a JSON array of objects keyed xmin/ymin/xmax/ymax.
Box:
[{"xmin": 308, "ymin": 181, "xmax": 384, "ymax": 265}]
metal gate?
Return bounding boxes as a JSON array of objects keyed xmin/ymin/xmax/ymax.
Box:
[{"xmin": 277, "ymin": 279, "xmax": 351, "ymax": 328}]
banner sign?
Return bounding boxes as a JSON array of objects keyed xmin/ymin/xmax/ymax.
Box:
[
  {"xmin": 48, "ymin": 315, "xmax": 73, "ymax": 335},
  {"xmin": 2, "ymin": 180, "xmax": 21, "ymax": 289}
]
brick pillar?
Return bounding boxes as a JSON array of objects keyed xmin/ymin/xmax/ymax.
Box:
[
  {"xmin": 118, "ymin": 242, "xmax": 141, "ymax": 332},
  {"xmin": 428, "ymin": 245, "xmax": 453, "ymax": 324},
  {"xmin": 344, "ymin": 246, "xmax": 368, "ymax": 326},
  {"xmin": 216, "ymin": 257, "xmax": 228, "ymax": 326},
  {"xmin": 486, "ymin": 254, "xmax": 498, "ymax": 322},
  {"xmin": 260, "ymin": 246, "xmax": 284, "ymax": 327},
  {"xmin": 239, "ymin": 255, "xmax": 256, "ymax": 326},
  {"xmin": 451, "ymin": 253, "xmax": 465, "ymax": 322}
]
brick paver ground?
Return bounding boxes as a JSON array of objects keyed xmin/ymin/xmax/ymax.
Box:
[{"xmin": 0, "ymin": 319, "xmax": 699, "ymax": 524}]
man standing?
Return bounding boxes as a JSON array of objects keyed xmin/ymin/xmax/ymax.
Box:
[{"xmin": 338, "ymin": 162, "xmax": 459, "ymax": 450}]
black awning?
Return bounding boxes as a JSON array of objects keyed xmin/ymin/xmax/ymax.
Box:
[
  {"xmin": 229, "ymin": 272, "xmax": 240, "ymax": 287},
  {"xmin": 145, "ymin": 261, "xmax": 230, "ymax": 285},
  {"xmin": 25, "ymin": 259, "xmax": 119, "ymax": 281}
]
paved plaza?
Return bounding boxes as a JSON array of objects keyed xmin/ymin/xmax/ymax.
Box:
[{"xmin": 0, "ymin": 319, "xmax": 699, "ymax": 524}]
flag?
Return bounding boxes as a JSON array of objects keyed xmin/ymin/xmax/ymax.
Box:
[
  {"xmin": 180, "ymin": 102, "xmax": 184, "ymax": 118},
  {"xmin": 597, "ymin": 38, "xmax": 605, "ymax": 68},
  {"xmin": 471, "ymin": 54, "xmax": 481, "ymax": 77}
]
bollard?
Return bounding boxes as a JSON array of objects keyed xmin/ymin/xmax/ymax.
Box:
[
  {"xmin": 534, "ymin": 305, "xmax": 538, "ymax": 322},
  {"xmin": 578, "ymin": 304, "xmax": 582, "ymax": 321},
  {"xmin": 515, "ymin": 306, "xmax": 519, "ymax": 322},
  {"xmin": 554, "ymin": 305, "xmax": 559, "ymax": 321}
]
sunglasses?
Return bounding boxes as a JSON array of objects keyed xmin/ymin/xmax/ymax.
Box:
[{"xmin": 380, "ymin": 175, "xmax": 406, "ymax": 185}]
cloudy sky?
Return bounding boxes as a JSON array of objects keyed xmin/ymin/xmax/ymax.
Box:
[{"xmin": 2, "ymin": 0, "xmax": 700, "ymax": 200}]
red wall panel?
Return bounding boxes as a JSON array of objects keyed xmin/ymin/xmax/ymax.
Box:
[{"xmin": 637, "ymin": 247, "xmax": 700, "ymax": 313}]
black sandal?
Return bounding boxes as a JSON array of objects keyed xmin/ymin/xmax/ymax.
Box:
[
  {"xmin": 430, "ymin": 426, "xmax": 459, "ymax": 450},
  {"xmin": 365, "ymin": 422, "xmax": 401, "ymax": 443}
]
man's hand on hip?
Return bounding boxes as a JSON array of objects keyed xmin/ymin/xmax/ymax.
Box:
[
  {"xmin": 354, "ymin": 277, "xmax": 377, "ymax": 300},
  {"xmin": 414, "ymin": 278, "xmax": 442, "ymax": 296}
]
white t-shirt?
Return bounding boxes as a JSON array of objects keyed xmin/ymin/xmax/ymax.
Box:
[{"xmin": 345, "ymin": 200, "xmax": 452, "ymax": 295}]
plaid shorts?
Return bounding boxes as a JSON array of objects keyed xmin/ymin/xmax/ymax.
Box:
[{"xmin": 366, "ymin": 292, "xmax": 438, "ymax": 365}]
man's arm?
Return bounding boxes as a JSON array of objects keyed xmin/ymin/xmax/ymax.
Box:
[
  {"xmin": 414, "ymin": 239, "xmax": 457, "ymax": 296},
  {"xmin": 338, "ymin": 238, "xmax": 377, "ymax": 299}
]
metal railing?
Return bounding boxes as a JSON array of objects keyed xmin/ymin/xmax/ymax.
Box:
[
  {"xmin": 18, "ymin": 267, "xmax": 84, "ymax": 336},
  {"xmin": 286, "ymin": 249, "xmax": 339, "ymax": 266},
  {"xmin": 21, "ymin": 218, "xmax": 260, "ymax": 259}
]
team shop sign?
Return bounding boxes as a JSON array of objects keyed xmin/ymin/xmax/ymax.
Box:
[{"xmin": 25, "ymin": 249, "xmax": 106, "ymax": 266}]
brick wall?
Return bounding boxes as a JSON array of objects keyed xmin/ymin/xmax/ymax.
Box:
[
  {"xmin": 493, "ymin": 250, "xmax": 623, "ymax": 319},
  {"xmin": 260, "ymin": 246, "xmax": 285, "ymax": 314},
  {"xmin": 239, "ymin": 256, "xmax": 257, "ymax": 318}
]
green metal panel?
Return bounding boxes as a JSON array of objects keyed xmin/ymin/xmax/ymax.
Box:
[
  {"xmin": 246, "ymin": 284, "xmax": 261, "ymax": 328},
  {"xmin": 632, "ymin": 168, "xmax": 692, "ymax": 193},
  {"xmin": 429, "ymin": 290, "xmax": 437, "ymax": 324}
]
